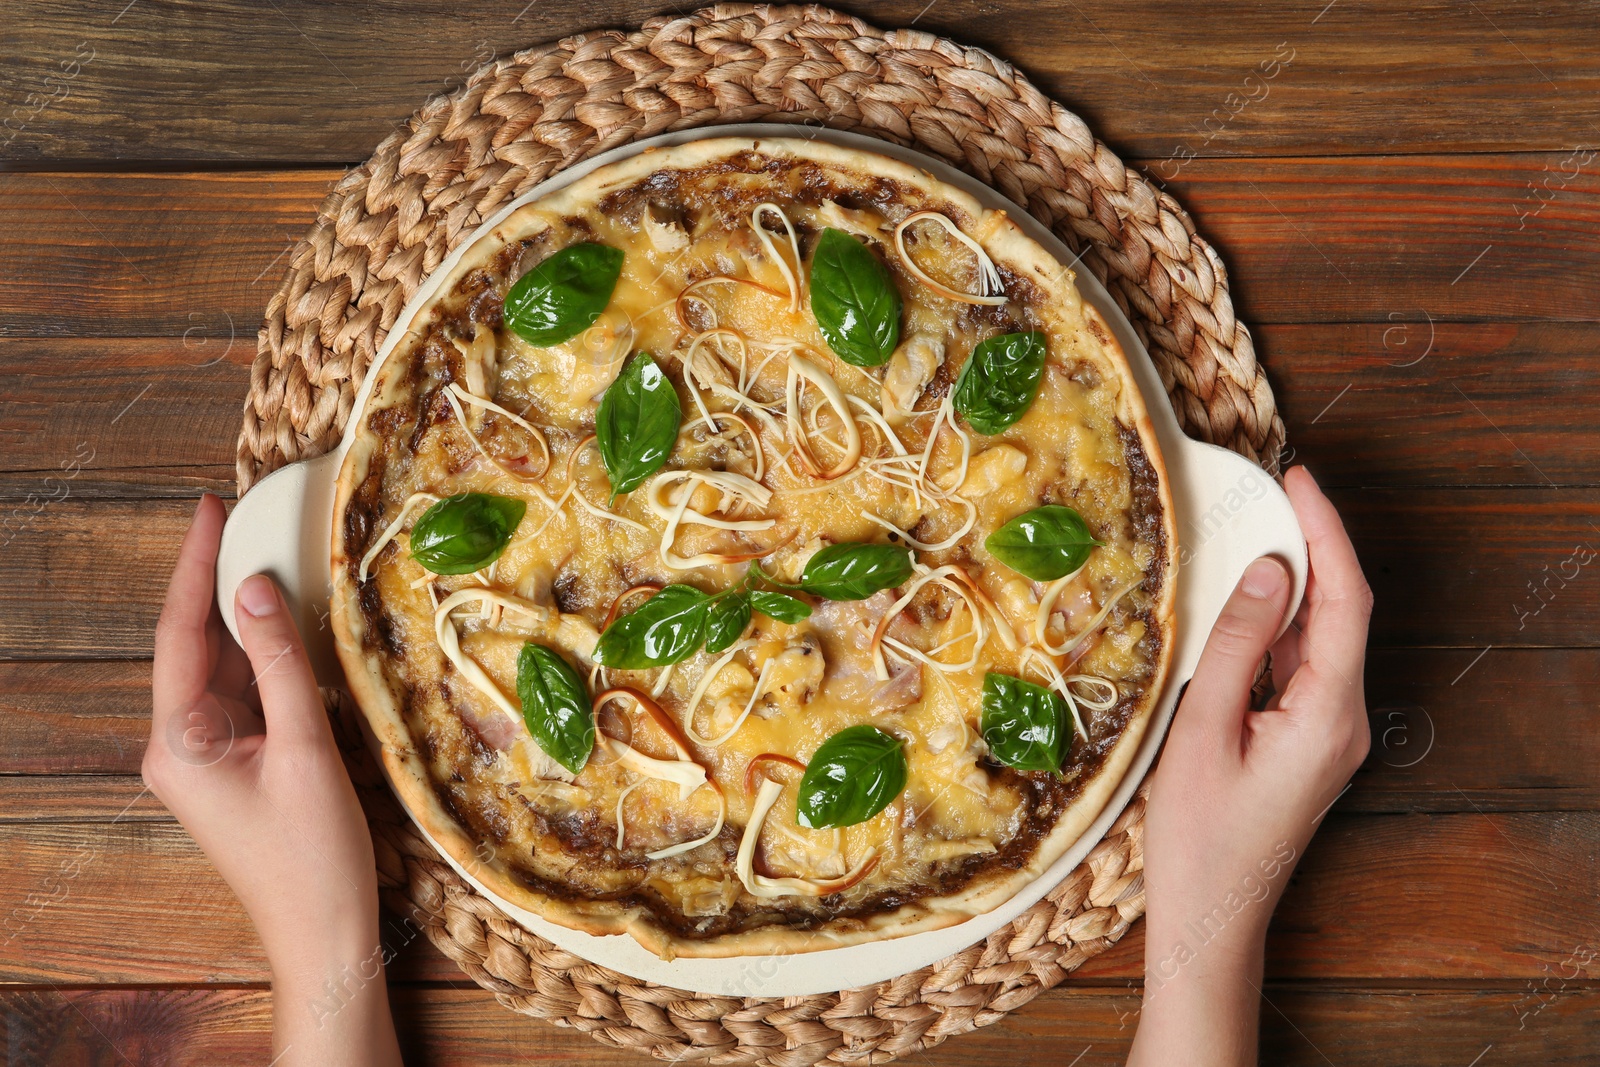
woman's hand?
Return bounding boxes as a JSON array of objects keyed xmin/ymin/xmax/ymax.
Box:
[
  {"xmin": 143, "ymin": 494, "xmax": 402, "ymax": 1066},
  {"xmin": 1128, "ymin": 467, "xmax": 1373, "ymax": 1066}
]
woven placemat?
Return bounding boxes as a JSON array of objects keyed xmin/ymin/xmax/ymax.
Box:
[{"xmin": 238, "ymin": 5, "xmax": 1284, "ymax": 1062}]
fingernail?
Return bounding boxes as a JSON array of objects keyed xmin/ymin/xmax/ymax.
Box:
[
  {"xmin": 1241, "ymin": 557, "xmax": 1288, "ymax": 600},
  {"xmin": 239, "ymin": 574, "xmax": 279, "ymax": 617},
  {"xmin": 1298, "ymin": 465, "xmax": 1318, "ymax": 487}
]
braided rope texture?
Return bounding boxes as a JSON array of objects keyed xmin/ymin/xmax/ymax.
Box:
[{"xmin": 243, "ymin": 5, "xmax": 1284, "ymax": 1062}]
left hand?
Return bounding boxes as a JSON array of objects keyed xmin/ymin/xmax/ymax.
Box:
[{"xmin": 143, "ymin": 494, "xmax": 401, "ymax": 1064}]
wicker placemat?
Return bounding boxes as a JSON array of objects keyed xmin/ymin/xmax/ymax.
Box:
[{"xmin": 238, "ymin": 5, "xmax": 1283, "ymax": 1062}]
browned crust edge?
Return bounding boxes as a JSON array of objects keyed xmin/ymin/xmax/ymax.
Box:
[{"xmin": 329, "ymin": 135, "xmax": 1178, "ymax": 960}]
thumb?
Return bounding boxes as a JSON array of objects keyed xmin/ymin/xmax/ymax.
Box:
[
  {"xmin": 1179, "ymin": 557, "xmax": 1292, "ymax": 741},
  {"xmin": 235, "ymin": 573, "xmax": 332, "ymax": 748}
]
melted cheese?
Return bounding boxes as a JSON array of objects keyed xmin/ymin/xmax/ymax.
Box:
[{"xmin": 353, "ymin": 161, "xmax": 1163, "ymax": 918}]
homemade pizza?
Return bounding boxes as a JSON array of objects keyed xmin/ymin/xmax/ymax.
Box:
[{"xmin": 330, "ymin": 136, "xmax": 1176, "ymax": 959}]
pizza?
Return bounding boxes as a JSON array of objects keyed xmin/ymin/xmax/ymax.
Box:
[{"xmin": 330, "ymin": 136, "xmax": 1175, "ymax": 959}]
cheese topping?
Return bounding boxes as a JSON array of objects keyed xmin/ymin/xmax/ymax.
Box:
[{"xmin": 341, "ymin": 145, "xmax": 1168, "ymax": 942}]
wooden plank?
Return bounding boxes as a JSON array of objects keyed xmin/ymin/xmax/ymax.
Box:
[
  {"xmin": 1159, "ymin": 155, "xmax": 1600, "ymax": 326},
  {"xmin": 0, "ymin": 820, "xmax": 460, "ymax": 985},
  {"xmin": 5, "ymin": 490, "xmax": 1595, "ymax": 659},
  {"xmin": 0, "ymin": 339, "xmax": 247, "ymax": 496},
  {"xmin": 0, "ymin": 661, "xmax": 152, "ymax": 774},
  {"xmin": 0, "ymin": 813, "xmax": 1591, "ymax": 986},
  {"xmin": 0, "ymin": 985, "xmax": 1594, "ymax": 1066},
  {"xmin": 0, "ymin": 171, "xmax": 328, "ymax": 340},
  {"xmin": 4, "ymin": 2, "xmax": 1597, "ymax": 162},
  {"xmin": 1263, "ymin": 322, "xmax": 1600, "ymax": 487},
  {"xmin": 2, "ymin": 155, "xmax": 1596, "ymax": 339},
  {"xmin": 7, "ymin": 324, "xmax": 1600, "ymax": 492},
  {"xmin": 1326, "ymin": 488, "xmax": 1600, "ymax": 648},
  {"xmin": 1355, "ymin": 649, "xmax": 1600, "ymax": 813},
  {"xmin": 9, "ymin": 650, "xmax": 1596, "ymax": 810}
]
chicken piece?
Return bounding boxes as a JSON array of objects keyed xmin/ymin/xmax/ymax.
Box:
[
  {"xmin": 815, "ymin": 199, "xmax": 885, "ymax": 238},
  {"xmin": 754, "ymin": 633, "xmax": 826, "ymax": 715},
  {"xmin": 960, "ymin": 445, "xmax": 1028, "ymax": 497},
  {"xmin": 451, "ymin": 323, "xmax": 499, "ymax": 405},
  {"xmin": 925, "ymin": 717, "xmax": 993, "ymax": 798},
  {"xmin": 882, "ymin": 333, "xmax": 943, "ymax": 423},
  {"xmin": 643, "ymin": 202, "xmax": 689, "ymax": 255}
]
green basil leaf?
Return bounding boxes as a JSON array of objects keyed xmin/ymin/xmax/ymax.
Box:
[
  {"xmin": 703, "ymin": 591, "xmax": 752, "ymax": 655},
  {"xmin": 809, "ymin": 227, "xmax": 902, "ymax": 367},
  {"xmin": 980, "ymin": 671, "xmax": 1067, "ymax": 773},
  {"xmin": 596, "ymin": 352, "xmax": 682, "ymax": 497},
  {"xmin": 515, "ymin": 643, "xmax": 595, "ymax": 776},
  {"xmin": 797, "ymin": 542, "xmax": 914, "ymax": 601},
  {"xmin": 795, "ymin": 725, "xmax": 908, "ymax": 829},
  {"xmin": 409, "ymin": 492, "xmax": 526, "ymax": 575},
  {"xmin": 592, "ymin": 584, "xmax": 710, "ymax": 669},
  {"xmin": 749, "ymin": 589, "xmax": 812, "ymax": 623},
  {"xmin": 985, "ymin": 504, "xmax": 1102, "ymax": 581},
  {"xmin": 503, "ymin": 242, "xmax": 624, "ymax": 346},
  {"xmin": 952, "ymin": 331, "xmax": 1049, "ymax": 435}
]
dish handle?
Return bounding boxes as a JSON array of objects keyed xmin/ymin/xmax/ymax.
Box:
[
  {"xmin": 1166, "ymin": 439, "xmax": 1309, "ymax": 686},
  {"xmin": 215, "ymin": 452, "xmax": 344, "ymax": 686}
]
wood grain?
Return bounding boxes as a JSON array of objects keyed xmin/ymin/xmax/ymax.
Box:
[
  {"xmin": 0, "ymin": 339, "xmax": 247, "ymax": 496},
  {"xmin": 0, "ymin": 984, "xmax": 1595, "ymax": 1066},
  {"xmin": 2, "ymin": 6, "xmax": 1596, "ymax": 1060},
  {"xmin": 4, "ymin": 1, "xmax": 1597, "ymax": 163},
  {"xmin": 0, "ymin": 661, "xmax": 152, "ymax": 774},
  {"xmin": 2, "ymin": 155, "xmax": 1596, "ymax": 340},
  {"xmin": 7, "ymin": 324, "xmax": 1600, "ymax": 494},
  {"xmin": 0, "ymin": 812, "xmax": 1592, "ymax": 986},
  {"xmin": 1262, "ymin": 322, "xmax": 1600, "ymax": 487},
  {"xmin": 4, "ymin": 491, "xmax": 1593, "ymax": 658},
  {"xmin": 8, "ymin": 651, "xmax": 1596, "ymax": 810}
]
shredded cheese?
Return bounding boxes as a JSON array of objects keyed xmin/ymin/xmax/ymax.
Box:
[
  {"xmin": 647, "ymin": 470, "xmax": 781, "ymax": 570},
  {"xmin": 751, "ymin": 203, "xmax": 802, "ymax": 314},
  {"xmin": 786, "ymin": 355, "xmax": 862, "ymax": 479},
  {"xmin": 432, "ymin": 588, "xmax": 571, "ymax": 781},
  {"xmin": 1019, "ymin": 645, "xmax": 1089, "ymax": 741},
  {"xmin": 444, "ymin": 382, "xmax": 552, "ymax": 478},
  {"xmin": 860, "ymin": 495, "xmax": 977, "ymax": 552},
  {"xmin": 735, "ymin": 777, "xmax": 880, "ymax": 899},
  {"xmin": 1037, "ymin": 577, "xmax": 1142, "ymax": 657},
  {"xmin": 684, "ymin": 409, "xmax": 765, "ymax": 482},
  {"xmin": 893, "ymin": 210, "xmax": 1009, "ymax": 306},
  {"xmin": 869, "ymin": 565, "xmax": 989, "ymax": 680},
  {"xmin": 359, "ymin": 492, "xmax": 439, "ymax": 581},
  {"xmin": 561, "ymin": 436, "xmax": 649, "ymax": 534}
]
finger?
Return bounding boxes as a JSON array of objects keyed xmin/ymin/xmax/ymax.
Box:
[
  {"xmin": 234, "ymin": 574, "xmax": 332, "ymax": 748},
  {"xmin": 1178, "ymin": 556, "xmax": 1293, "ymax": 742},
  {"xmin": 153, "ymin": 494, "xmax": 227, "ymax": 727},
  {"xmin": 1262, "ymin": 579, "xmax": 1314, "ymax": 707},
  {"xmin": 1284, "ymin": 467, "xmax": 1373, "ymax": 677}
]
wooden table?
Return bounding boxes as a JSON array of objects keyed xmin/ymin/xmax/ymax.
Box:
[{"xmin": 3, "ymin": 2, "xmax": 1597, "ymax": 1062}]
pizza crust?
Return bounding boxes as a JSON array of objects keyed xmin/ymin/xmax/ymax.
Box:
[{"xmin": 330, "ymin": 135, "xmax": 1176, "ymax": 959}]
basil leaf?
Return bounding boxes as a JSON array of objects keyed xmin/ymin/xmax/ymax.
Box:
[
  {"xmin": 592, "ymin": 584, "xmax": 710, "ymax": 669},
  {"xmin": 503, "ymin": 242, "xmax": 624, "ymax": 347},
  {"xmin": 980, "ymin": 671, "xmax": 1067, "ymax": 773},
  {"xmin": 952, "ymin": 331, "xmax": 1048, "ymax": 435},
  {"xmin": 797, "ymin": 542, "xmax": 914, "ymax": 601},
  {"xmin": 809, "ymin": 227, "xmax": 902, "ymax": 367},
  {"xmin": 515, "ymin": 643, "xmax": 595, "ymax": 776},
  {"xmin": 704, "ymin": 591, "xmax": 752, "ymax": 655},
  {"xmin": 749, "ymin": 589, "xmax": 811, "ymax": 623},
  {"xmin": 596, "ymin": 352, "xmax": 682, "ymax": 497},
  {"xmin": 985, "ymin": 505, "xmax": 1102, "ymax": 581},
  {"xmin": 795, "ymin": 725, "xmax": 908, "ymax": 829},
  {"xmin": 409, "ymin": 492, "xmax": 526, "ymax": 575}
]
